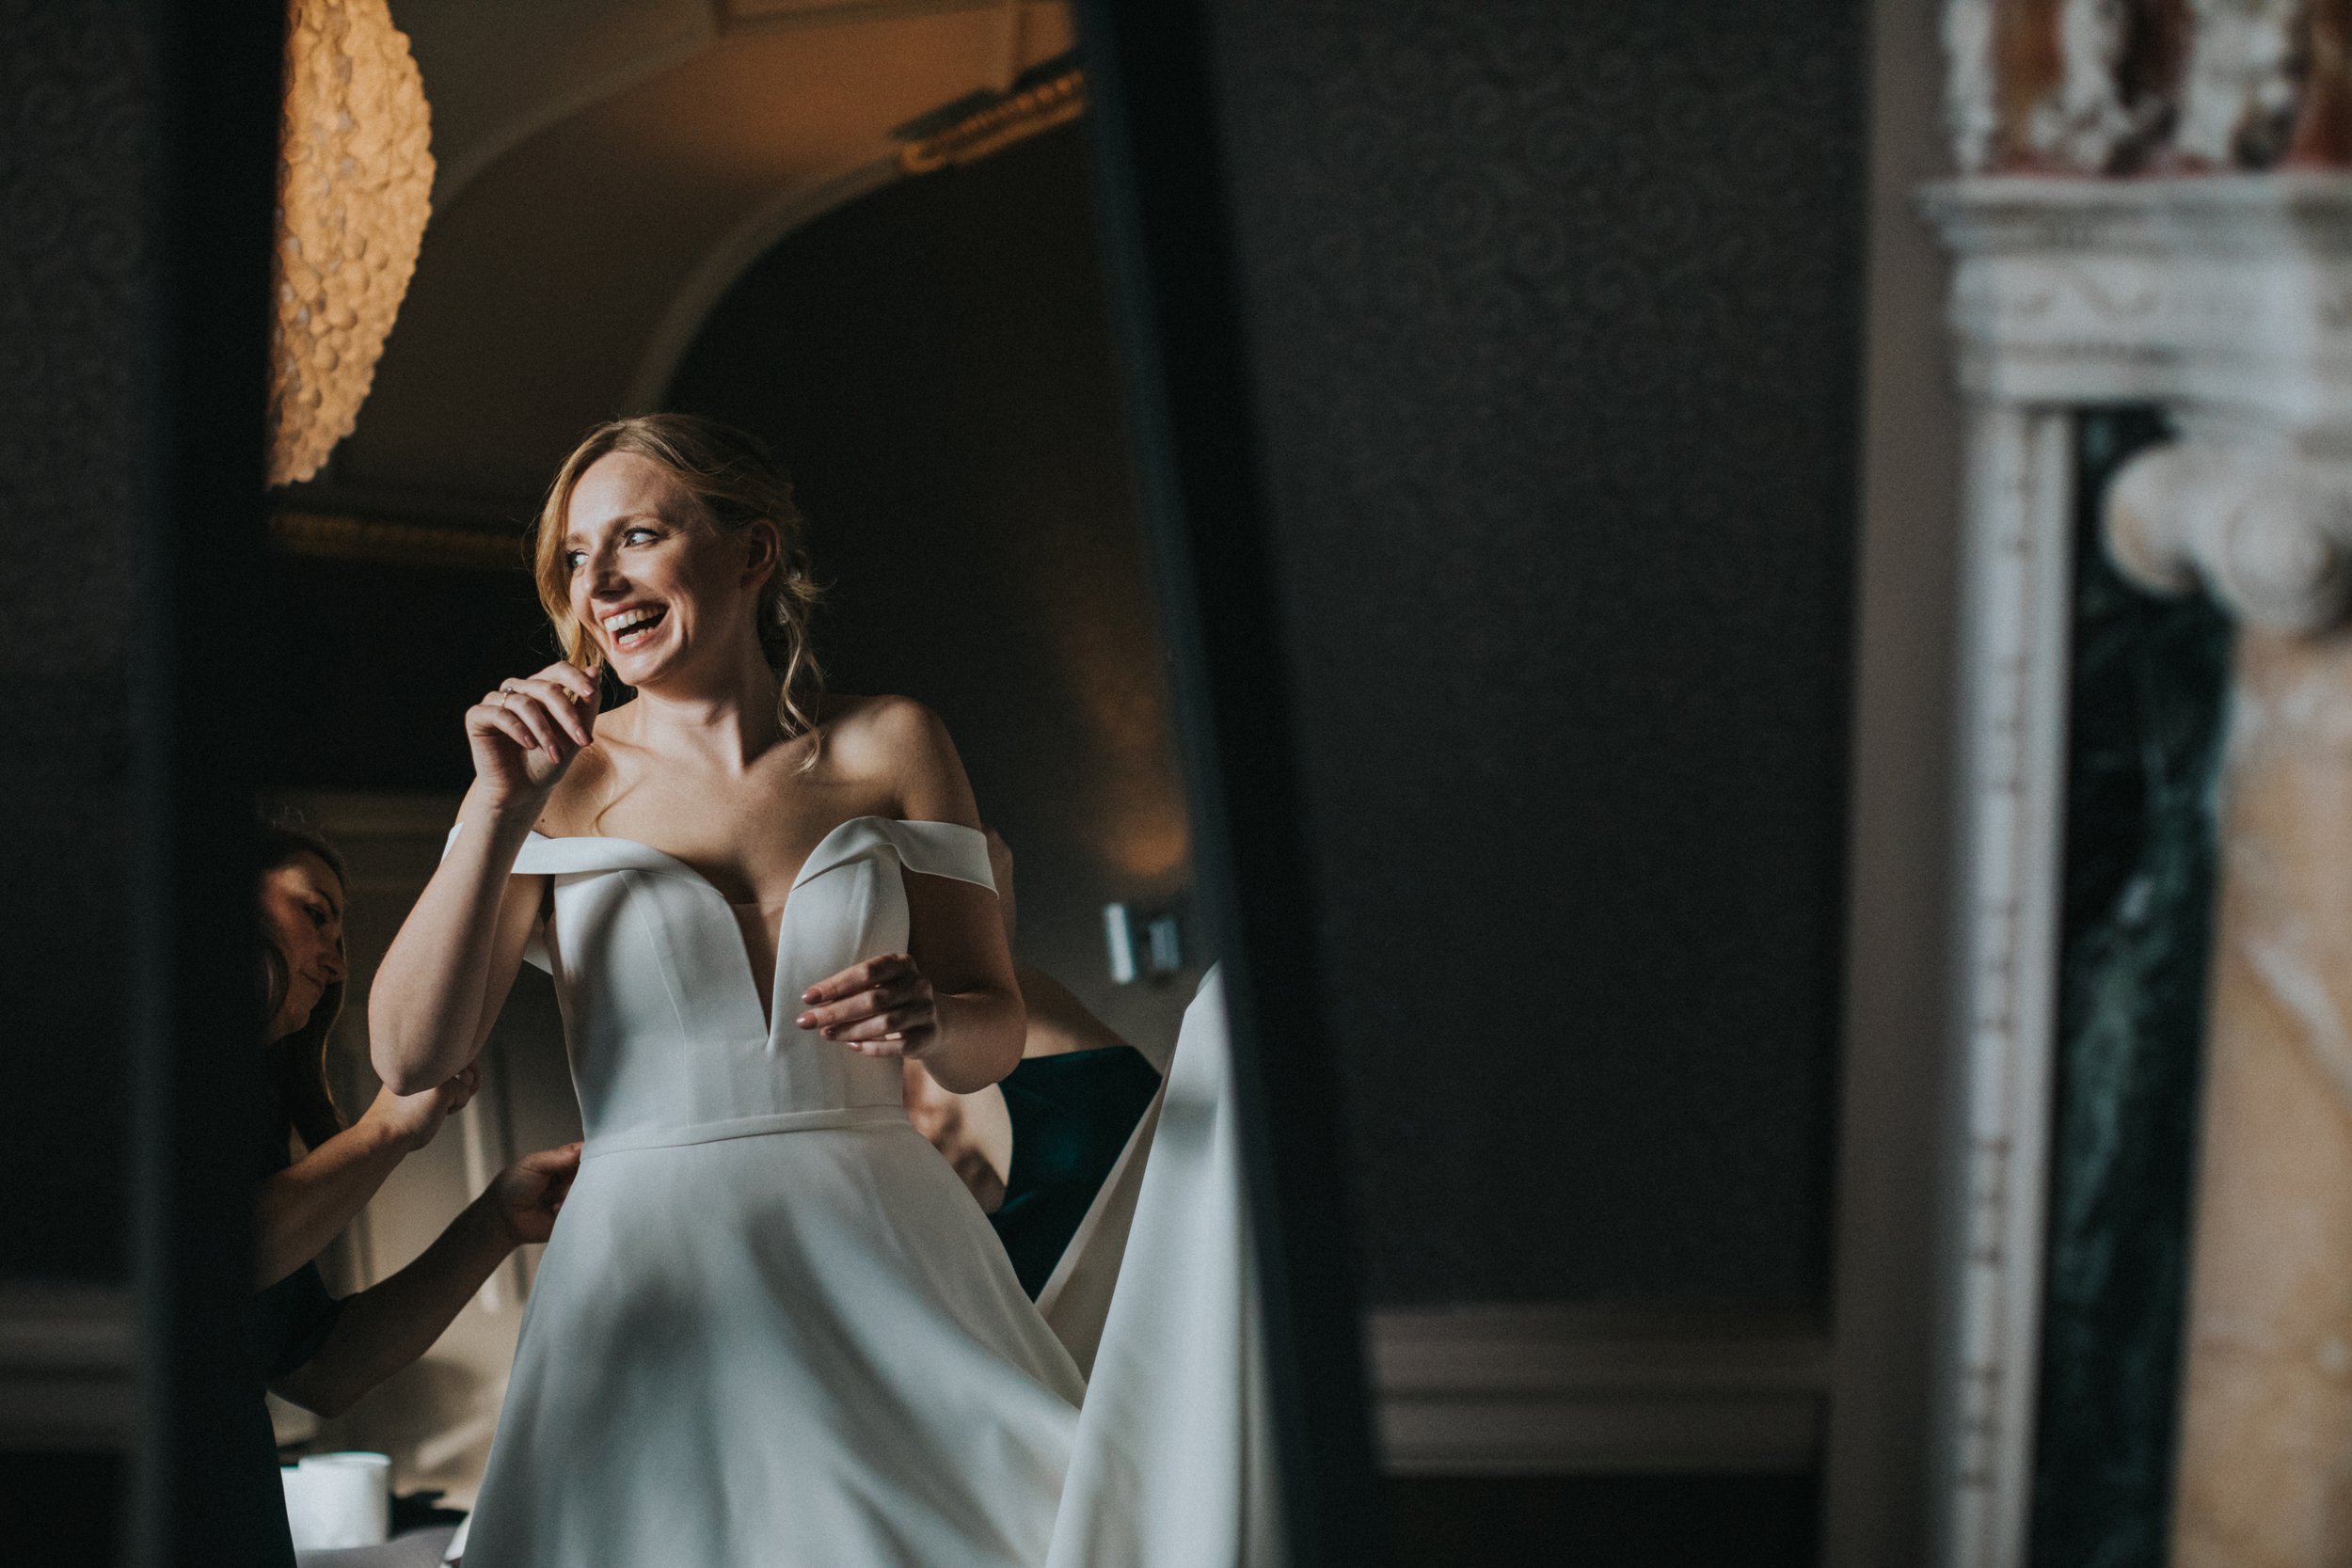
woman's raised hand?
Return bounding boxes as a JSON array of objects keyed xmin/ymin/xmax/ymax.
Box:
[
  {"xmin": 358, "ymin": 1064, "xmax": 480, "ymax": 1152},
  {"xmin": 465, "ymin": 661, "xmax": 601, "ymax": 810},
  {"xmin": 796, "ymin": 953, "xmax": 938, "ymax": 1059}
]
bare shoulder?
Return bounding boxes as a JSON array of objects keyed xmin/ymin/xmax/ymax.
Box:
[
  {"xmin": 819, "ymin": 694, "xmax": 974, "ymax": 821},
  {"xmin": 821, "ymin": 692, "xmax": 955, "ymax": 769}
]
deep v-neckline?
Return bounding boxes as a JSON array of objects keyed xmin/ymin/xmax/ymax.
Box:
[{"xmin": 560, "ymin": 815, "xmax": 881, "ymax": 1038}]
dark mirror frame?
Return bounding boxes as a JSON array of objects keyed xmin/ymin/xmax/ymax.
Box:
[
  {"xmin": 132, "ymin": 3, "xmax": 1381, "ymax": 1564},
  {"xmin": 1073, "ymin": 6, "xmax": 1383, "ymax": 1565}
]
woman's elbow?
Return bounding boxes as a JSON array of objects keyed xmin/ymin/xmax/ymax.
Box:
[
  {"xmin": 370, "ymin": 1041, "xmax": 434, "ymax": 1097},
  {"xmin": 375, "ymin": 1059, "xmax": 439, "ymax": 1097},
  {"xmin": 367, "ymin": 1005, "xmax": 438, "ymax": 1093},
  {"xmin": 930, "ymin": 1011, "xmax": 1025, "ymax": 1093}
]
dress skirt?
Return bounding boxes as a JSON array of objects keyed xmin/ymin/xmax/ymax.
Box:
[{"xmin": 458, "ymin": 1117, "xmax": 1085, "ymax": 1568}]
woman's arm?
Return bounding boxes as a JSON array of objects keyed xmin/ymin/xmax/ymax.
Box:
[
  {"xmin": 371, "ymin": 661, "xmax": 596, "ymax": 1092},
  {"xmin": 254, "ymin": 1074, "xmax": 476, "ymax": 1289},
  {"xmin": 367, "ymin": 784, "xmax": 546, "ymax": 1092},
  {"xmin": 271, "ymin": 1144, "xmax": 579, "ymax": 1418},
  {"xmin": 796, "ymin": 699, "xmax": 1025, "ymax": 1094}
]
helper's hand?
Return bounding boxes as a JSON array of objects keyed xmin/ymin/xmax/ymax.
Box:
[
  {"xmin": 482, "ymin": 1143, "xmax": 582, "ymax": 1248},
  {"xmin": 358, "ymin": 1066, "xmax": 480, "ymax": 1153}
]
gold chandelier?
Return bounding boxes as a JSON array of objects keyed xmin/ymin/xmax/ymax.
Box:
[{"xmin": 268, "ymin": 0, "xmax": 433, "ymax": 487}]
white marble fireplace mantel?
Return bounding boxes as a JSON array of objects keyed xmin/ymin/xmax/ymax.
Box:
[{"xmin": 1921, "ymin": 170, "xmax": 2352, "ymax": 1568}]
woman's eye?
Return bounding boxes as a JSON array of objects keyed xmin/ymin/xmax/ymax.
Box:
[
  {"xmin": 563, "ymin": 551, "xmax": 585, "ymax": 571},
  {"xmin": 624, "ymin": 527, "xmax": 657, "ymax": 545}
]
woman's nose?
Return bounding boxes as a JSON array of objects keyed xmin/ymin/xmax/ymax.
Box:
[
  {"xmin": 585, "ymin": 553, "xmax": 628, "ymax": 595},
  {"xmin": 320, "ymin": 947, "xmax": 348, "ymax": 983}
]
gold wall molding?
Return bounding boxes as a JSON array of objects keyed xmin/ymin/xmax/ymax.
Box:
[
  {"xmin": 270, "ymin": 509, "xmax": 526, "ymax": 572},
  {"xmin": 898, "ymin": 68, "xmax": 1084, "ymax": 174}
]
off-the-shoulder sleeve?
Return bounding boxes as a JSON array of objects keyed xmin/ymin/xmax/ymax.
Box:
[
  {"xmin": 876, "ymin": 819, "xmax": 995, "ymax": 891},
  {"xmin": 441, "ymin": 822, "xmax": 556, "ymax": 973}
]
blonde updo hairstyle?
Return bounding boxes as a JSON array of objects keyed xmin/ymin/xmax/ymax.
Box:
[{"xmin": 533, "ymin": 414, "xmax": 826, "ymax": 746}]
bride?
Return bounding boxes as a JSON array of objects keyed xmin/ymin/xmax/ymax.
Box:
[{"xmin": 368, "ymin": 414, "xmax": 1086, "ymax": 1565}]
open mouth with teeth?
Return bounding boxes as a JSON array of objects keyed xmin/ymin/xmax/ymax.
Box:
[{"xmin": 602, "ymin": 604, "xmax": 668, "ymax": 651}]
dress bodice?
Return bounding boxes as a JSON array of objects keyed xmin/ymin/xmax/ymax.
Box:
[{"xmin": 453, "ymin": 816, "xmax": 995, "ymax": 1156}]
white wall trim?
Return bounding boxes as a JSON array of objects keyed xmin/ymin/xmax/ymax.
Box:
[
  {"xmin": 1931, "ymin": 399, "xmax": 2077, "ymax": 1568},
  {"xmin": 1367, "ymin": 1307, "xmax": 1829, "ymax": 1478},
  {"xmin": 0, "ymin": 1287, "xmax": 135, "ymax": 1449}
]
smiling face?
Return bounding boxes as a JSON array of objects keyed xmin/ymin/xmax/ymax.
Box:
[
  {"xmin": 562, "ymin": 451, "xmax": 778, "ymax": 691},
  {"xmin": 260, "ymin": 850, "xmax": 346, "ymax": 1044}
]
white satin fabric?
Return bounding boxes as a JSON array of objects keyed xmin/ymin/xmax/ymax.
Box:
[
  {"xmin": 1042, "ymin": 969, "xmax": 1284, "ymax": 1567},
  {"xmin": 453, "ymin": 818, "xmax": 1084, "ymax": 1568}
]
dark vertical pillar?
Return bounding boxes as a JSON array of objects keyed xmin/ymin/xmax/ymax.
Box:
[
  {"xmin": 132, "ymin": 2, "xmax": 281, "ymax": 1563},
  {"xmin": 1, "ymin": 4, "xmax": 278, "ymax": 1561}
]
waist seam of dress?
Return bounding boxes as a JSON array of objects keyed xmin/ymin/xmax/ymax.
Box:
[{"xmin": 581, "ymin": 1102, "xmax": 910, "ymax": 1159}]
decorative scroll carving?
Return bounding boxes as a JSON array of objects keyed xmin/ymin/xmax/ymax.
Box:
[
  {"xmin": 2105, "ymin": 441, "xmax": 2352, "ymax": 629},
  {"xmin": 2173, "ymin": 0, "xmax": 2308, "ymax": 166},
  {"xmin": 1923, "ymin": 175, "xmax": 2352, "ymax": 419},
  {"xmin": 1943, "ymin": 0, "xmax": 2338, "ymax": 171}
]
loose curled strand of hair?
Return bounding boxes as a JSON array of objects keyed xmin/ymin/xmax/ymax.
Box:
[{"xmin": 533, "ymin": 414, "xmax": 828, "ymax": 770}]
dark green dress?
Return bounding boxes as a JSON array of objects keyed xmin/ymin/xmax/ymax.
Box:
[
  {"xmin": 238, "ymin": 1082, "xmax": 346, "ymax": 1568},
  {"xmin": 989, "ymin": 1045, "xmax": 1162, "ymax": 1297}
]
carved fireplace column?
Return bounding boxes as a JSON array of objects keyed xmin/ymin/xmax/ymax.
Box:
[{"xmin": 2107, "ymin": 438, "xmax": 2352, "ymax": 1566}]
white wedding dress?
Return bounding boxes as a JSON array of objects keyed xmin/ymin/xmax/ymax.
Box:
[{"xmin": 452, "ymin": 818, "xmax": 1087, "ymax": 1568}]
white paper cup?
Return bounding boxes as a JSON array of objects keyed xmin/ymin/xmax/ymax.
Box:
[{"xmin": 281, "ymin": 1450, "xmax": 391, "ymax": 1548}]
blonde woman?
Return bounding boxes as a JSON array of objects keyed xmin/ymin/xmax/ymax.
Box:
[{"xmin": 369, "ymin": 415, "xmax": 1082, "ymax": 1565}]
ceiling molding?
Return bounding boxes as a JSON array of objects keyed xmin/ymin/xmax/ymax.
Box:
[
  {"xmin": 271, "ymin": 510, "xmax": 529, "ymax": 572},
  {"xmin": 430, "ymin": 24, "xmax": 716, "ymax": 215},
  {"xmin": 714, "ymin": 0, "xmax": 1044, "ymax": 41}
]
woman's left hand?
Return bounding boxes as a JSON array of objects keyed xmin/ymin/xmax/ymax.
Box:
[
  {"xmin": 482, "ymin": 1143, "xmax": 581, "ymax": 1248},
  {"xmin": 796, "ymin": 953, "xmax": 937, "ymax": 1058}
]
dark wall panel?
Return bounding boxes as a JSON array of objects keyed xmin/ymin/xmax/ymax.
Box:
[
  {"xmin": 0, "ymin": 0, "xmax": 162, "ymax": 1283},
  {"xmin": 1203, "ymin": 0, "xmax": 1867, "ymax": 1304},
  {"xmin": 262, "ymin": 555, "xmax": 552, "ymax": 794}
]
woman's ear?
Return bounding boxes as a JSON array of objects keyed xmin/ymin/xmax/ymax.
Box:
[{"xmin": 743, "ymin": 518, "xmax": 781, "ymax": 589}]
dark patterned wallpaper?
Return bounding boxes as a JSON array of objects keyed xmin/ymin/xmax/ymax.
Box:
[
  {"xmin": 0, "ymin": 0, "xmax": 161, "ymax": 1282},
  {"xmin": 1201, "ymin": 0, "xmax": 1867, "ymax": 1302}
]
